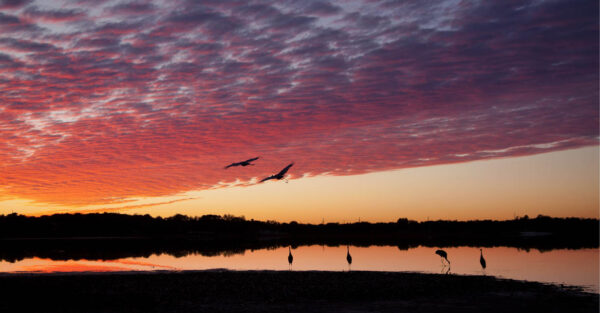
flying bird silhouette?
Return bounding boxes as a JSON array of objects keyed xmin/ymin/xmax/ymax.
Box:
[
  {"xmin": 435, "ymin": 249, "xmax": 450, "ymax": 265},
  {"xmin": 224, "ymin": 157, "xmax": 259, "ymax": 169},
  {"xmin": 480, "ymin": 248, "xmax": 486, "ymax": 269},
  {"xmin": 260, "ymin": 163, "xmax": 294, "ymax": 183}
]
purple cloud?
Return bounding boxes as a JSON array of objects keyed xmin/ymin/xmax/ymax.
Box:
[
  {"xmin": 0, "ymin": 0, "xmax": 597, "ymax": 205},
  {"xmin": 0, "ymin": 0, "xmax": 31, "ymax": 9},
  {"xmin": 22, "ymin": 6, "xmax": 86, "ymax": 22}
]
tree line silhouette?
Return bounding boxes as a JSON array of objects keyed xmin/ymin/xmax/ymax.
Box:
[
  {"xmin": 0, "ymin": 213, "xmax": 596, "ymax": 262},
  {"xmin": 0, "ymin": 213, "xmax": 596, "ymax": 240}
]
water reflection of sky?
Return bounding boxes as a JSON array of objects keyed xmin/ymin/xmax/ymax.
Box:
[{"xmin": 1, "ymin": 246, "xmax": 598, "ymax": 293}]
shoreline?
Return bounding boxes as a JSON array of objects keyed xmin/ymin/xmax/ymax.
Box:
[
  {"xmin": 0, "ymin": 270, "xmax": 597, "ymax": 312},
  {"xmin": 0, "ymin": 268, "xmax": 596, "ymax": 292}
]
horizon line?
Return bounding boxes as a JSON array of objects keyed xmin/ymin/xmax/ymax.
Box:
[{"xmin": 6, "ymin": 212, "xmax": 598, "ymax": 224}]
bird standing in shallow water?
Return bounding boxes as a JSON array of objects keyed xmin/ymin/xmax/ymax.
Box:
[
  {"xmin": 288, "ymin": 246, "xmax": 293, "ymax": 270},
  {"xmin": 435, "ymin": 249, "xmax": 450, "ymax": 265},
  {"xmin": 480, "ymin": 248, "xmax": 486, "ymax": 270},
  {"xmin": 346, "ymin": 246, "xmax": 352, "ymax": 271}
]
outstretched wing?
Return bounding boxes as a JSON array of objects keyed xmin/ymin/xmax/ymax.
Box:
[
  {"xmin": 259, "ymin": 175, "xmax": 275, "ymax": 183},
  {"xmin": 226, "ymin": 157, "xmax": 259, "ymax": 169},
  {"xmin": 276, "ymin": 163, "xmax": 294, "ymax": 176},
  {"xmin": 224, "ymin": 162, "xmax": 240, "ymax": 169}
]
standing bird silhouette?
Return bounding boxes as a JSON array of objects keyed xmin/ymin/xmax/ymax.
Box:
[
  {"xmin": 288, "ymin": 246, "xmax": 293, "ymax": 270},
  {"xmin": 260, "ymin": 163, "xmax": 294, "ymax": 183},
  {"xmin": 346, "ymin": 246, "xmax": 352, "ymax": 271},
  {"xmin": 480, "ymin": 248, "xmax": 486, "ymax": 269},
  {"xmin": 224, "ymin": 157, "xmax": 259, "ymax": 169},
  {"xmin": 435, "ymin": 249, "xmax": 450, "ymax": 265}
]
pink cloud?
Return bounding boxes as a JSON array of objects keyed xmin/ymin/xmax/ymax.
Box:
[{"xmin": 0, "ymin": 0, "xmax": 597, "ymax": 206}]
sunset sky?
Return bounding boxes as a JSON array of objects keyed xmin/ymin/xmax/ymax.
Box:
[{"xmin": 0, "ymin": 0, "xmax": 598, "ymax": 222}]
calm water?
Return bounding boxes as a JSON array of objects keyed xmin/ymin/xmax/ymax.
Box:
[{"xmin": 1, "ymin": 245, "xmax": 598, "ymax": 292}]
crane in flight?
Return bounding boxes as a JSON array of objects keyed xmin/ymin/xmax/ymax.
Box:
[
  {"xmin": 260, "ymin": 163, "xmax": 294, "ymax": 183},
  {"xmin": 224, "ymin": 157, "xmax": 259, "ymax": 169}
]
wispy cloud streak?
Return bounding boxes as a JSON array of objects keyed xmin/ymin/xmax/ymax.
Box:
[{"xmin": 30, "ymin": 198, "xmax": 199, "ymax": 216}]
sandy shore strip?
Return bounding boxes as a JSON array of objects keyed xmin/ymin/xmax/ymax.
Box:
[{"xmin": 0, "ymin": 270, "xmax": 597, "ymax": 312}]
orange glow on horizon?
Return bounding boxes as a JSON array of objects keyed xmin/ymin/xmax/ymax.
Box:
[
  {"xmin": 2, "ymin": 147, "xmax": 598, "ymax": 223},
  {"xmin": 14, "ymin": 263, "xmax": 130, "ymax": 273}
]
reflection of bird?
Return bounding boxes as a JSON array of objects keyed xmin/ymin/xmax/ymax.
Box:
[
  {"xmin": 435, "ymin": 249, "xmax": 450, "ymax": 265},
  {"xmin": 260, "ymin": 163, "xmax": 294, "ymax": 183},
  {"xmin": 224, "ymin": 157, "xmax": 259, "ymax": 169},
  {"xmin": 346, "ymin": 246, "xmax": 352, "ymax": 271},
  {"xmin": 288, "ymin": 246, "xmax": 293, "ymax": 270},
  {"xmin": 480, "ymin": 248, "xmax": 486, "ymax": 269}
]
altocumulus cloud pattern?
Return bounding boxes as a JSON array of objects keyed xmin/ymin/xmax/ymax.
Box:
[{"xmin": 0, "ymin": 0, "xmax": 597, "ymax": 205}]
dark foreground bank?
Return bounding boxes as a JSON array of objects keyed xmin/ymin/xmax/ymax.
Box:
[{"xmin": 0, "ymin": 271, "xmax": 597, "ymax": 313}]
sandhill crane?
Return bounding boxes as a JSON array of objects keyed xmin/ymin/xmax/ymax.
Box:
[
  {"xmin": 260, "ymin": 163, "xmax": 293, "ymax": 183},
  {"xmin": 435, "ymin": 249, "xmax": 450, "ymax": 265},
  {"xmin": 288, "ymin": 246, "xmax": 293, "ymax": 270},
  {"xmin": 346, "ymin": 246, "xmax": 352, "ymax": 271},
  {"xmin": 480, "ymin": 248, "xmax": 486, "ymax": 269},
  {"xmin": 224, "ymin": 157, "xmax": 259, "ymax": 169}
]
